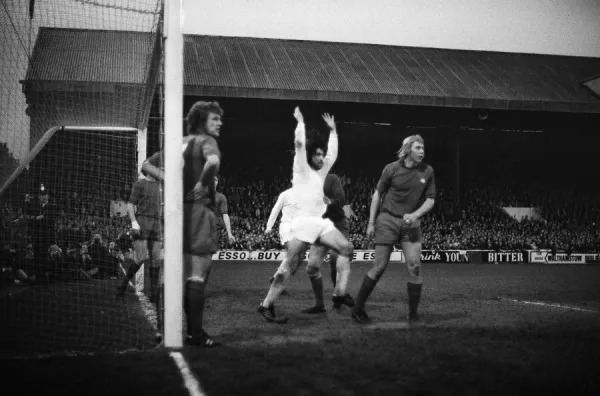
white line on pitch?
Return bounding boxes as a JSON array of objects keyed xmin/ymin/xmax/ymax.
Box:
[
  {"xmin": 170, "ymin": 351, "xmax": 207, "ymax": 396},
  {"xmin": 499, "ymin": 298, "xmax": 600, "ymax": 313}
]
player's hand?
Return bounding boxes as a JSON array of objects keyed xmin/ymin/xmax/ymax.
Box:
[
  {"xmin": 323, "ymin": 196, "xmax": 331, "ymax": 205},
  {"xmin": 186, "ymin": 182, "xmax": 209, "ymax": 201},
  {"xmin": 265, "ymin": 228, "xmax": 272, "ymax": 235},
  {"xmin": 403, "ymin": 213, "xmax": 418, "ymax": 225},
  {"xmin": 228, "ymin": 234, "xmax": 236, "ymax": 244},
  {"xmin": 366, "ymin": 222, "xmax": 375, "ymax": 238},
  {"xmin": 322, "ymin": 113, "xmax": 336, "ymax": 130},
  {"xmin": 131, "ymin": 221, "xmax": 141, "ymax": 231},
  {"xmin": 293, "ymin": 106, "xmax": 304, "ymax": 123}
]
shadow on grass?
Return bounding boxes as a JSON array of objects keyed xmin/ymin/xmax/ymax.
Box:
[{"xmin": 184, "ymin": 322, "xmax": 600, "ymax": 396}]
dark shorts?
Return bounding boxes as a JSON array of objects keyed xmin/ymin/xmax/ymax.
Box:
[
  {"xmin": 136, "ymin": 216, "xmax": 162, "ymax": 241},
  {"xmin": 374, "ymin": 211, "xmax": 422, "ymax": 245},
  {"xmin": 183, "ymin": 202, "xmax": 218, "ymax": 255},
  {"xmin": 334, "ymin": 217, "xmax": 350, "ymax": 239}
]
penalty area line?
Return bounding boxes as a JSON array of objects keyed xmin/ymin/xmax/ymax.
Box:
[
  {"xmin": 170, "ymin": 351, "xmax": 207, "ymax": 396},
  {"xmin": 498, "ymin": 298, "xmax": 600, "ymax": 313}
]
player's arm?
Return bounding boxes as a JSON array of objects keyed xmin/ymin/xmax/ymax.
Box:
[
  {"xmin": 218, "ymin": 194, "xmax": 235, "ymax": 242},
  {"xmin": 127, "ymin": 182, "xmax": 141, "ymax": 230},
  {"xmin": 409, "ymin": 198, "xmax": 435, "ymax": 221},
  {"xmin": 187, "ymin": 137, "xmax": 221, "ymax": 200},
  {"xmin": 197, "ymin": 137, "xmax": 220, "ymax": 189},
  {"xmin": 292, "ymin": 107, "xmax": 309, "ymax": 175},
  {"xmin": 320, "ymin": 113, "xmax": 338, "ymax": 175},
  {"xmin": 265, "ymin": 192, "xmax": 285, "ymax": 232},
  {"xmin": 141, "ymin": 152, "xmax": 163, "ymax": 181}
]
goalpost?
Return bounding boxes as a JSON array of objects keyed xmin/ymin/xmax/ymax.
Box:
[{"xmin": 163, "ymin": 0, "xmax": 184, "ymax": 348}]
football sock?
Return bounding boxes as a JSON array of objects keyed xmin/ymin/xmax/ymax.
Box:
[
  {"xmin": 355, "ymin": 274, "xmax": 378, "ymax": 311},
  {"xmin": 185, "ymin": 279, "xmax": 206, "ymax": 338},
  {"xmin": 308, "ymin": 273, "xmax": 324, "ymax": 306},
  {"xmin": 262, "ymin": 271, "xmax": 290, "ymax": 307},
  {"xmin": 121, "ymin": 258, "xmax": 140, "ymax": 288},
  {"xmin": 330, "ymin": 256, "xmax": 337, "ymax": 287},
  {"xmin": 407, "ymin": 282, "xmax": 422, "ymax": 315},
  {"xmin": 333, "ymin": 256, "xmax": 350, "ymax": 296}
]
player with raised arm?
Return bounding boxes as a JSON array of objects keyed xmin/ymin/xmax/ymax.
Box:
[
  {"xmin": 352, "ymin": 135, "xmax": 436, "ymax": 325},
  {"xmin": 143, "ymin": 101, "xmax": 223, "ymax": 347},
  {"xmin": 258, "ymin": 107, "xmax": 354, "ymax": 324}
]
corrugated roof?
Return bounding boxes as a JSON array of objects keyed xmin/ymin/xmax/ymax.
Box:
[
  {"xmin": 26, "ymin": 27, "xmax": 156, "ymax": 84},
  {"xmin": 25, "ymin": 28, "xmax": 600, "ymax": 113},
  {"xmin": 24, "ymin": 27, "xmax": 161, "ymax": 130},
  {"xmin": 184, "ymin": 35, "xmax": 600, "ymax": 113}
]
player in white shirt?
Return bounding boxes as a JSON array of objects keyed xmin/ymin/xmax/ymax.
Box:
[{"xmin": 258, "ymin": 107, "xmax": 355, "ymax": 324}]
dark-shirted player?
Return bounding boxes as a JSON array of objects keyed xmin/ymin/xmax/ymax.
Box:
[
  {"xmin": 352, "ymin": 135, "xmax": 435, "ymax": 325},
  {"xmin": 302, "ymin": 173, "xmax": 353, "ymax": 313},
  {"xmin": 143, "ymin": 101, "xmax": 223, "ymax": 347},
  {"xmin": 116, "ymin": 166, "xmax": 163, "ymax": 307},
  {"xmin": 214, "ymin": 175, "xmax": 236, "ymax": 246}
]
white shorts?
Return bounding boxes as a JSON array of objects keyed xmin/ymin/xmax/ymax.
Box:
[
  {"xmin": 290, "ymin": 216, "xmax": 336, "ymax": 244},
  {"xmin": 279, "ymin": 223, "xmax": 292, "ymax": 245}
]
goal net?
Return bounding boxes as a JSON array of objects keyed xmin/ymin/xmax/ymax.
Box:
[{"xmin": 0, "ymin": 0, "xmax": 164, "ymax": 358}]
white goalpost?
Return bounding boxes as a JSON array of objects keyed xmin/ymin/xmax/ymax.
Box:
[{"xmin": 163, "ymin": 0, "xmax": 184, "ymax": 348}]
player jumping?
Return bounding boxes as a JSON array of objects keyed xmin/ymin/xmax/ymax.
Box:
[
  {"xmin": 258, "ymin": 107, "xmax": 354, "ymax": 324},
  {"xmin": 352, "ymin": 135, "xmax": 436, "ymax": 325}
]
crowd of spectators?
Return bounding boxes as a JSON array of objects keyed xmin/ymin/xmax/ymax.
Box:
[{"xmin": 2, "ymin": 150, "xmax": 600, "ymax": 287}]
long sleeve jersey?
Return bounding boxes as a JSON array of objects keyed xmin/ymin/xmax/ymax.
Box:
[{"xmin": 290, "ymin": 121, "xmax": 338, "ymax": 218}]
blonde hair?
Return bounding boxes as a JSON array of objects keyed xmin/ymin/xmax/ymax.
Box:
[{"xmin": 397, "ymin": 134, "xmax": 424, "ymax": 162}]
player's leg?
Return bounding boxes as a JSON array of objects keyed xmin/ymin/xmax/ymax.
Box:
[
  {"xmin": 150, "ymin": 240, "xmax": 164, "ymax": 341},
  {"xmin": 183, "ymin": 253, "xmax": 217, "ymax": 346},
  {"xmin": 329, "ymin": 249, "xmax": 338, "ymax": 287},
  {"xmin": 259, "ymin": 238, "xmax": 308, "ymax": 323},
  {"xmin": 352, "ymin": 212, "xmax": 399, "ymax": 324},
  {"xmin": 401, "ymin": 225, "xmax": 424, "ymax": 324},
  {"xmin": 302, "ymin": 244, "xmax": 327, "ymax": 313},
  {"xmin": 269, "ymin": 240, "xmax": 291, "ymax": 296},
  {"xmin": 148, "ymin": 220, "xmax": 163, "ymax": 303},
  {"xmin": 316, "ymin": 225, "xmax": 355, "ymax": 308},
  {"xmin": 117, "ymin": 239, "xmax": 148, "ymax": 297},
  {"xmin": 183, "ymin": 202, "xmax": 219, "ymax": 347},
  {"xmin": 328, "ymin": 218, "xmax": 350, "ymax": 288}
]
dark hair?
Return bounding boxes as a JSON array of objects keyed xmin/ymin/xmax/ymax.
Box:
[
  {"xmin": 186, "ymin": 101, "xmax": 224, "ymax": 135},
  {"xmin": 306, "ymin": 128, "xmax": 328, "ymax": 169}
]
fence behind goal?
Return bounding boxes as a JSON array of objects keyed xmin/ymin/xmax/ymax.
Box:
[{"xmin": 0, "ymin": 0, "xmax": 164, "ymax": 358}]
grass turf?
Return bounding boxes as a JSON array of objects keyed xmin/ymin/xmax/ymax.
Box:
[{"xmin": 1, "ymin": 261, "xmax": 599, "ymax": 395}]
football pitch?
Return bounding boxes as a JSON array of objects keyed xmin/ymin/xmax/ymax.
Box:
[{"xmin": 1, "ymin": 261, "xmax": 599, "ymax": 396}]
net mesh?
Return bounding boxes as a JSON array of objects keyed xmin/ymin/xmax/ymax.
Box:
[{"xmin": 0, "ymin": 0, "xmax": 164, "ymax": 358}]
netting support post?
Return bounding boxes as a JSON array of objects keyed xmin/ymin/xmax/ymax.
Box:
[
  {"xmin": 134, "ymin": 128, "xmax": 148, "ymax": 293},
  {"xmin": 137, "ymin": 128, "xmax": 148, "ymax": 176},
  {"xmin": 163, "ymin": 0, "xmax": 184, "ymax": 348}
]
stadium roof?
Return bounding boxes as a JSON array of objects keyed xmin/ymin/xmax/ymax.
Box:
[{"xmin": 24, "ymin": 28, "xmax": 600, "ymax": 114}]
